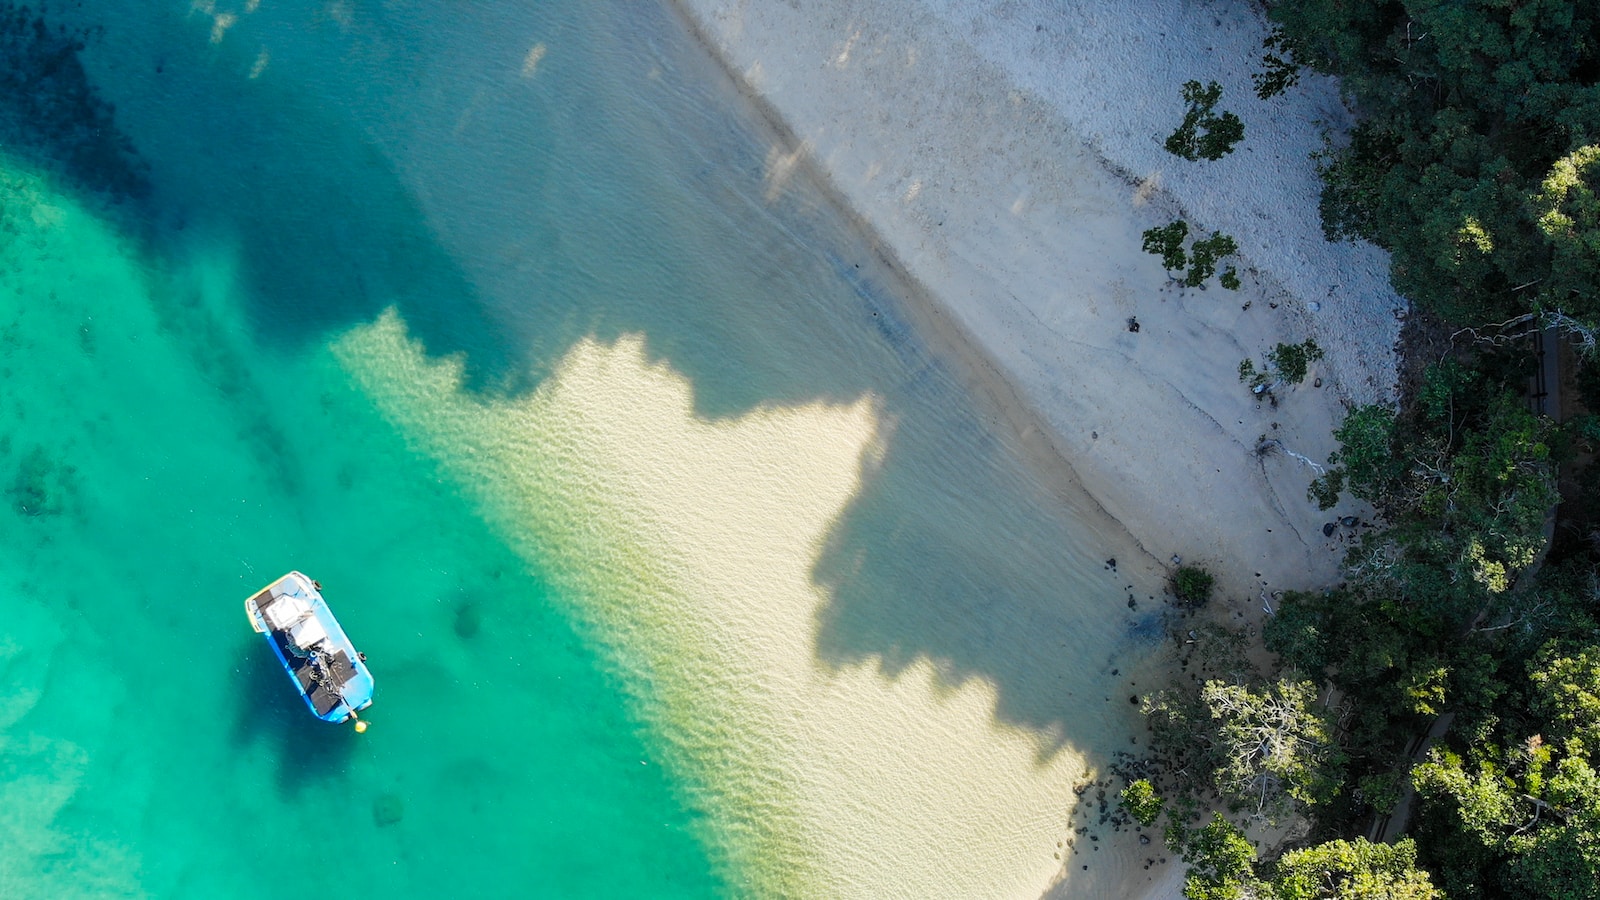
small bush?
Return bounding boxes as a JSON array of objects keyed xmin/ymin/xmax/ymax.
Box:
[
  {"xmin": 1120, "ymin": 778, "xmax": 1165, "ymax": 827},
  {"xmin": 1142, "ymin": 220, "xmax": 1240, "ymax": 289},
  {"xmin": 1186, "ymin": 233, "xmax": 1240, "ymax": 287},
  {"xmin": 1267, "ymin": 339, "xmax": 1323, "ymax": 385},
  {"xmin": 1170, "ymin": 565, "xmax": 1216, "ymax": 607},
  {"xmin": 1142, "ymin": 220, "xmax": 1189, "ymax": 271},
  {"xmin": 1241, "ymin": 339, "xmax": 1324, "ymax": 394},
  {"xmin": 1165, "ymin": 80, "xmax": 1246, "ymax": 161}
]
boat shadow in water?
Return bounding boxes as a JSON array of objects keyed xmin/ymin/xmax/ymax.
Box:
[{"xmin": 230, "ymin": 637, "xmax": 359, "ymax": 796}]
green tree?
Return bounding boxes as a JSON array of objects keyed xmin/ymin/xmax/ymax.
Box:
[
  {"xmin": 1407, "ymin": 643, "xmax": 1600, "ymax": 899},
  {"xmin": 1142, "ymin": 220, "xmax": 1242, "ymax": 289},
  {"xmin": 1145, "ymin": 685, "xmax": 1214, "ymax": 777},
  {"xmin": 1262, "ymin": 590, "xmax": 1334, "ymax": 676},
  {"xmin": 1505, "ymin": 788, "xmax": 1600, "ymax": 900},
  {"xmin": 1178, "ymin": 813, "xmax": 1258, "ymax": 900},
  {"xmin": 1146, "ymin": 675, "xmax": 1346, "ymax": 821},
  {"xmin": 1188, "ymin": 232, "xmax": 1241, "ymax": 288},
  {"xmin": 1307, "ymin": 404, "xmax": 1399, "ymax": 512},
  {"xmin": 1529, "ymin": 645, "xmax": 1600, "ymax": 760},
  {"xmin": 1309, "ymin": 366, "xmax": 1560, "ymax": 603},
  {"xmin": 1145, "ymin": 217, "xmax": 1241, "ymax": 286},
  {"xmin": 1269, "ymin": 0, "xmax": 1600, "ymax": 329},
  {"xmin": 1529, "ymin": 145, "xmax": 1600, "ymax": 325},
  {"xmin": 1413, "ymin": 740, "xmax": 1600, "ymax": 900},
  {"xmin": 1201, "ymin": 678, "xmax": 1345, "ymax": 818},
  {"xmin": 1253, "ymin": 29, "xmax": 1305, "ymax": 100},
  {"xmin": 1166, "ymin": 80, "xmax": 1247, "ymax": 161},
  {"xmin": 1268, "ymin": 837, "xmax": 1443, "ymax": 900}
]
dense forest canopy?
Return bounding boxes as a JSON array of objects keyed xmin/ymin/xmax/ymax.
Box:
[
  {"xmin": 1275, "ymin": 0, "xmax": 1600, "ymax": 329},
  {"xmin": 1134, "ymin": 3, "xmax": 1600, "ymax": 898}
]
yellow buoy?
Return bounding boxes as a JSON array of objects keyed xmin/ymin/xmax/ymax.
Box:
[{"xmin": 354, "ymin": 719, "xmax": 369, "ymax": 734}]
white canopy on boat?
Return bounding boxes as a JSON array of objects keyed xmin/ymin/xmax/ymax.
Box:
[
  {"xmin": 289, "ymin": 614, "xmax": 329, "ymax": 651},
  {"xmin": 263, "ymin": 593, "xmax": 312, "ymax": 631}
]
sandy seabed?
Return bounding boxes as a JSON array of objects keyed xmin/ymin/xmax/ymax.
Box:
[{"xmin": 334, "ymin": 314, "xmax": 1140, "ymax": 898}]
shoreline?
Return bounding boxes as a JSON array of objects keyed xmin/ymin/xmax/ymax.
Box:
[
  {"xmin": 50, "ymin": 0, "xmax": 1177, "ymax": 892},
  {"xmin": 664, "ymin": 6, "xmax": 1406, "ymax": 889},
  {"xmin": 669, "ymin": 0, "xmax": 1402, "ymax": 605},
  {"xmin": 667, "ymin": 0, "xmax": 1173, "ymax": 586}
]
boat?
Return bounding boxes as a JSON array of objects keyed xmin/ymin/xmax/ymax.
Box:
[{"xmin": 245, "ymin": 571, "xmax": 374, "ymax": 728}]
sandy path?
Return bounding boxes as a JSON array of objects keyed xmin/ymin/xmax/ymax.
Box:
[{"xmin": 671, "ymin": 0, "xmax": 1400, "ymax": 598}]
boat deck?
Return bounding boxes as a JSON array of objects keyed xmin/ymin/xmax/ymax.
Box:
[
  {"xmin": 249, "ymin": 581, "xmax": 370, "ymax": 720},
  {"xmin": 270, "ymin": 630, "xmax": 358, "ymax": 717}
]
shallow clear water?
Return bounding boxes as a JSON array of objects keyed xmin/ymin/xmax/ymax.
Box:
[
  {"xmin": 0, "ymin": 2, "xmax": 1159, "ymax": 896},
  {"xmin": 0, "ymin": 164, "xmax": 719, "ymax": 896}
]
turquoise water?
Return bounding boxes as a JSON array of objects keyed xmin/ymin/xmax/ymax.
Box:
[
  {"xmin": 1, "ymin": 1, "xmax": 1157, "ymax": 896},
  {"xmin": 0, "ymin": 165, "xmax": 718, "ymax": 895}
]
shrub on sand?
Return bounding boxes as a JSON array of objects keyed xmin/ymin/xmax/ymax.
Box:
[{"xmin": 1170, "ymin": 565, "xmax": 1215, "ymax": 608}]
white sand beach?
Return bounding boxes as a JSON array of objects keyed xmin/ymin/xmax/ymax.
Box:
[{"xmin": 672, "ymin": 0, "xmax": 1402, "ymax": 599}]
